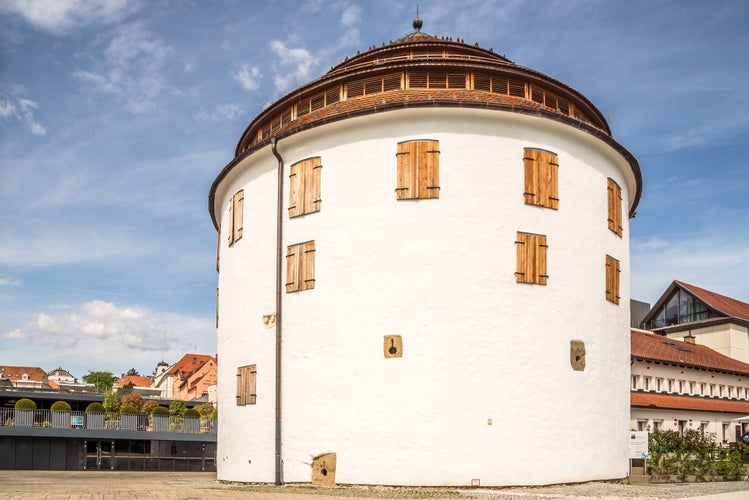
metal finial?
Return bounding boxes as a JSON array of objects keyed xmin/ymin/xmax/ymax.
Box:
[{"xmin": 413, "ymin": 0, "xmax": 422, "ymax": 32}]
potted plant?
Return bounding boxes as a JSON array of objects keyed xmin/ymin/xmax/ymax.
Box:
[
  {"xmin": 50, "ymin": 401, "xmax": 72, "ymax": 428},
  {"xmin": 119, "ymin": 405, "xmax": 139, "ymax": 430},
  {"xmin": 14, "ymin": 398, "xmax": 36, "ymax": 427},
  {"xmin": 85, "ymin": 402, "xmax": 106, "ymax": 429},
  {"xmin": 183, "ymin": 408, "xmax": 200, "ymax": 433},
  {"xmin": 151, "ymin": 405, "xmax": 170, "ymax": 432}
]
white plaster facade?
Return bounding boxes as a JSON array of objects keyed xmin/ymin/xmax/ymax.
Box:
[
  {"xmin": 666, "ymin": 324, "xmax": 749, "ymax": 364},
  {"xmin": 213, "ymin": 104, "xmax": 638, "ymax": 485}
]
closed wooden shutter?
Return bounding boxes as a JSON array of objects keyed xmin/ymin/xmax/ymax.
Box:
[
  {"xmin": 286, "ymin": 244, "xmax": 299, "ymax": 292},
  {"xmin": 396, "ymin": 141, "xmax": 417, "ymax": 199},
  {"xmin": 236, "ymin": 365, "xmax": 257, "ymax": 406},
  {"xmin": 215, "ymin": 288, "xmax": 219, "ymax": 328},
  {"xmin": 605, "ymin": 255, "xmax": 621, "ymax": 304},
  {"xmin": 229, "ymin": 190, "xmax": 244, "ymax": 244},
  {"xmin": 607, "ymin": 178, "xmax": 623, "ymax": 236},
  {"xmin": 289, "ymin": 157, "xmax": 322, "ymax": 218},
  {"xmin": 397, "ymin": 140, "xmax": 440, "ymax": 200},
  {"xmin": 286, "ymin": 241, "xmax": 315, "ymax": 293},
  {"xmin": 523, "ymin": 149, "xmax": 558, "ymax": 209},
  {"xmin": 300, "ymin": 241, "xmax": 316, "ymax": 291},
  {"xmin": 515, "ymin": 232, "xmax": 548, "ymax": 285}
]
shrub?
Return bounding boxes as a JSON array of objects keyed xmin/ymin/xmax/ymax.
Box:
[
  {"xmin": 169, "ymin": 400, "xmax": 186, "ymax": 417},
  {"xmin": 649, "ymin": 429, "xmax": 744, "ymax": 481},
  {"xmin": 14, "ymin": 398, "xmax": 36, "ymax": 410},
  {"xmin": 141, "ymin": 400, "xmax": 159, "ymax": 415},
  {"xmin": 151, "ymin": 406, "xmax": 170, "ymax": 416},
  {"xmin": 51, "ymin": 401, "xmax": 72, "ymax": 412},
  {"xmin": 85, "ymin": 402, "xmax": 105, "ymax": 413},
  {"xmin": 184, "ymin": 408, "xmax": 200, "ymax": 418},
  {"xmin": 121, "ymin": 393, "xmax": 144, "ymax": 412},
  {"xmin": 194, "ymin": 403, "xmax": 215, "ymax": 418},
  {"xmin": 104, "ymin": 391, "xmax": 121, "ymax": 413},
  {"xmin": 119, "ymin": 405, "xmax": 138, "ymax": 415},
  {"xmin": 211, "ymin": 409, "xmax": 218, "ymax": 420}
]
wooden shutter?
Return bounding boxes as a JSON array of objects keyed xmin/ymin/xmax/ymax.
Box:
[
  {"xmin": 396, "ymin": 141, "xmax": 417, "ymax": 199},
  {"xmin": 396, "ymin": 140, "xmax": 440, "ymax": 200},
  {"xmin": 607, "ymin": 178, "xmax": 623, "ymax": 236},
  {"xmin": 230, "ymin": 190, "xmax": 244, "ymax": 244},
  {"xmin": 286, "ymin": 244, "xmax": 299, "ymax": 292},
  {"xmin": 606, "ymin": 255, "xmax": 621, "ymax": 304},
  {"xmin": 515, "ymin": 232, "xmax": 548, "ymax": 285},
  {"xmin": 216, "ymin": 230, "xmax": 221, "ymax": 272},
  {"xmin": 286, "ymin": 241, "xmax": 315, "ymax": 293},
  {"xmin": 523, "ymin": 149, "xmax": 558, "ymax": 209},
  {"xmin": 419, "ymin": 140, "xmax": 440, "ymax": 199},
  {"xmin": 300, "ymin": 241, "xmax": 316, "ymax": 291},
  {"xmin": 236, "ymin": 365, "xmax": 257, "ymax": 406},
  {"xmin": 289, "ymin": 162, "xmax": 303, "ymax": 218},
  {"xmin": 215, "ymin": 288, "xmax": 219, "ymax": 328},
  {"xmin": 289, "ymin": 157, "xmax": 321, "ymax": 218}
]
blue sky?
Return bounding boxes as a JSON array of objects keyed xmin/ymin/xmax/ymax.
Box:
[{"xmin": 1, "ymin": 0, "xmax": 748, "ymax": 379}]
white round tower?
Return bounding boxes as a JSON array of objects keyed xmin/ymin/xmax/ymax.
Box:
[{"xmin": 210, "ymin": 23, "xmax": 642, "ymax": 487}]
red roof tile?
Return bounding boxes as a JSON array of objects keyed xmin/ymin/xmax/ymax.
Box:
[
  {"xmin": 632, "ymin": 392, "xmax": 749, "ymax": 415},
  {"xmin": 113, "ymin": 375, "xmax": 153, "ymax": 388},
  {"xmin": 166, "ymin": 354, "xmax": 215, "ymax": 377},
  {"xmin": 631, "ymin": 329, "xmax": 749, "ymax": 376},
  {"xmin": 0, "ymin": 365, "xmax": 48, "ymax": 382}
]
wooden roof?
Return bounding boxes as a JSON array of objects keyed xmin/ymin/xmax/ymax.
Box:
[
  {"xmin": 210, "ymin": 25, "xmax": 642, "ymax": 229},
  {"xmin": 631, "ymin": 328, "xmax": 749, "ymax": 376}
]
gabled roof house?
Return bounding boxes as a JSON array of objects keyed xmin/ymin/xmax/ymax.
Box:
[{"xmin": 640, "ymin": 281, "xmax": 749, "ymax": 363}]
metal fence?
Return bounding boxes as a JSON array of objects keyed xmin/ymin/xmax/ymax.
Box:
[{"xmin": 0, "ymin": 408, "xmax": 216, "ymax": 434}]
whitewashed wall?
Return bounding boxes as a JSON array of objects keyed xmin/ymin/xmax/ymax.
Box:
[{"xmin": 215, "ymin": 108, "xmax": 636, "ymax": 486}]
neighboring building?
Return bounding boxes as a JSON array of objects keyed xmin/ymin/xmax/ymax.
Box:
[
  {"xmin": 47, "ymin": 367, "xmax": 95, "ymax": 393},
  {"xmin": 164, "ymin": 354, "xmax": 217, "ymax": 402},
  {"xmin": 630, "ymin": 329, "xmax": 749, "ymax": 444},
  {"xmin": 113, "ymin": 374, "xmax": 160, "ymax": 398},
  {"xmin": 0, "ymin": 365, "xmax": 49, "ymax": 391},
  {"xmin": 210, "ymin": 18, "xmax": 642, "ymax": 486},
  {"xmin": 640, "ymin": 281, "xmax": 749, "ymax": 363},
  {"xmin": 152, "ymin": 360, "xmax": 172, "ymax": 399}
]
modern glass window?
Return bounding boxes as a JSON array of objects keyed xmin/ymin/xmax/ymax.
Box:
[
  {"xmin": 656, "ymin": 378, "xmax": 663, "ymax": 392},
  {"xmin": 631, "ymin": 375, "xmax": 639, "ymax": 390},
  {"xmin": 643, "ymin": 377, "xmax": 651, "ymax": 391}
]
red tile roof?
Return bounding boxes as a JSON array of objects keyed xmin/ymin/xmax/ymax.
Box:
[
  {"xmin": 113, "ymin": 375, "xmax": 153, "ymax": 388},
  {"xmin": 676, "ymin": 281, "xmax": 749, "ymax": 322},
  {"xmin": 632, "ymin": 392, "xmax": 749, "ymax": 415},
  {"xmin": 166, "ymin": 354, "xmax": 215, "ymax": 378},
  {"xmin": 0, "ymin": 365, "xmax": 48, "ymax": 382},
  {"xmin": 631, "ymin": 329, "xmax": 749, "ymax": 376}
]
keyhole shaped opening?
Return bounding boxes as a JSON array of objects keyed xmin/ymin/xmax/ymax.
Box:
[
  {"xmin": 321, "ymin": 468, "xmax": 328, "ymax": 476},
  {"xmin": 575, "ymin": 355, "xmax": 581, "ymax": 362},
  {"xmin": 388, "ymin": 338, "xmax": 397, "ymax": 355}
]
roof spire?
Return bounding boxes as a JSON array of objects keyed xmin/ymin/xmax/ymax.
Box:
[{"xmin": 413, "ymin": 0, "xmax": 423, "ymax": 32}]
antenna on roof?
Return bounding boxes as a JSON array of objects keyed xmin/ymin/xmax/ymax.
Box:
[{"xmin": 413, "ymin": 0, "xmax": 423, "ymax": 32}]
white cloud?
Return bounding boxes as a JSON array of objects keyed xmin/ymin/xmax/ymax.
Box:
[
  {"xmin": 340, "ymin": 4, "xmax": 361, "ymax": 27},
  {"xmin": 0, "ymin": 0, "xmax": 136, "ymax": 34},
  {"xmin": 232, "ymin": 64, "xmax": 262, "ymax": 91},
  {"xmin": 2, "ymin": 300, "xmax": 182, "ymax": 351},
  {"xmin": 195, "ymin": 103, "xmax": 244, "ymax": 122},
  {"xmin": 0, "ymin": 276, "xmax": 21, "ymax": 287},
  {"xmin": 269, "ymin": 40, "xmax": 319, "ymax": 94},
  {"xmin": 0, "ymin": 95, "xmax": 46, "ymax": 135},
  {"xmin": 73, "ymin": 22, "xmax": 172, "ymax": 113}
]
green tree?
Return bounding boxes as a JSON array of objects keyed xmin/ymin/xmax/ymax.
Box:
[
  {"xmin": 82, "ymin": 371, "xmax": 115, "ymax": 392},
  {"xmin": 126, "ymin": 368, "xmax": 139, "ymax": 376},
  {"xmin": 103, "ymin": 391, "xmax": 121, "ymax": 413},
  {"xmin": 121, "ymin": 393, "xmax": 144, "ymax": 412},
  {"xmin": 169, "ymin": 400, "xmax": 186, "ymax": 417}
]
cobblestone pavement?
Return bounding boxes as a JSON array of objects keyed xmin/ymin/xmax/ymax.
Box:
[{"xmin": 1, "ymin": 472, "xmax": 749, "ymax": 500}]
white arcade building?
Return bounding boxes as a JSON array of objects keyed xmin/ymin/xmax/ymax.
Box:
[{"xmin": 209, "ymin": 20, "xmax": 642, "ymax": 486}]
